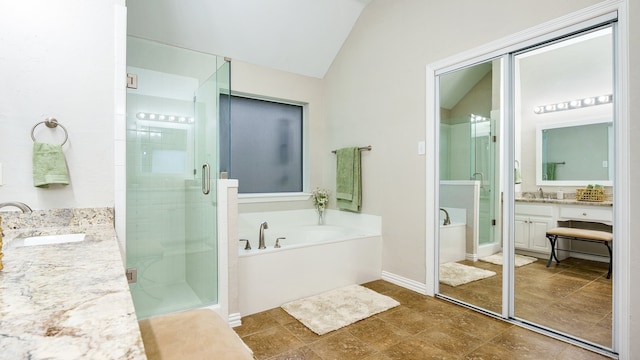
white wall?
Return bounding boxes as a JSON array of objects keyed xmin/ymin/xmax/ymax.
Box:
[
  {"xmin": 0, "ymin": 0, "xmax": 123, "ymax": 210},
  {"xmin": 323, "ymin": 0, "xmax": 605, "ymax": 284}
]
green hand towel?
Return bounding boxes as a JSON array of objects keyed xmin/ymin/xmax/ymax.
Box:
[
  {"xmin": 336, "ymin": 147, "xmax": 361, "ymax": 212},
  {"xmin": 33, "ymin": 142, "xmax": 70, "ymax": 188},
  {"xmin": 543, "ymin": 162, "xmax": 557, "ymax": 181}
]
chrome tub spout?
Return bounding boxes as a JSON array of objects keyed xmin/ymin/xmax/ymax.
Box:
[
  {"xmin": 258, "ymin": 221, "xmax": 269, "ymax": 249},
  {"xmin": 439, "ymin": 208, "xmax": 451, "ymax": 226}
]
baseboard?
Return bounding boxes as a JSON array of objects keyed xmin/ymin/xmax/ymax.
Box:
[
  {"xmin": 228, "ymin": 312, "xmax": 242, "ymax": 328},
  {"xmin": 381, "ymin": 271, "xmax": 428, "ymax": 295},
  {"xmin": 466, "ymin": 253, "xmax": 478, "ymax": 262}
]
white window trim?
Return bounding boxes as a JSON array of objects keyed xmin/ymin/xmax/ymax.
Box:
[{"xmin": 238, "ymin": 192, "xmax": 312, "ymax": 203}]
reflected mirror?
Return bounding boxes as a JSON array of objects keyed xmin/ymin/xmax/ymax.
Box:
[{"xmin": 537, "ymin": 119, "xmax": 613, "ymax": 185}]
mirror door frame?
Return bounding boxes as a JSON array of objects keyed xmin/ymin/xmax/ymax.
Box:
[{"xmin": 426, "ymin": 1, "xmax": 629, "ymax": 357}]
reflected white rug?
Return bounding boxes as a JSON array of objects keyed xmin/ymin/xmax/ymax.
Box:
[
  {"xmin": 281, "ymin": 284, "xmax": 400, "ymax": 335},
  {"xmin": 480, "ymin": 252, "xmax": 538, "ymax": 267},
  {"xmin": 439, "ymin": 262, "xmax": 496, "ymax": 287}
]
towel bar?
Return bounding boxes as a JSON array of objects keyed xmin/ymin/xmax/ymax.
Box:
[
  {"xmin": 31, "ymin": 118, "xmax": 68, "ymax": 146},
  {"xmin": 331, "ymin": 145, "xmax": 372, "ymax": 154}
]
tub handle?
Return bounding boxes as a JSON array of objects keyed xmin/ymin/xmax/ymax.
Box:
[
  {"xmin": 240, "ymin": 238, "xmax": 251, "ymax": 250},
  {"xmin": 275, "ymin": 237, "xmax": 285, "ymax": 248}
]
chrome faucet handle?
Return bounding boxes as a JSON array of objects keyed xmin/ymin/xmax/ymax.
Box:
[
  {"xmin": 275, "ymin": 237, "xmax": 285, "ymax": 248},
  {"xmin": 240, "ymin": 239, "xmax": 251, "ymax": 250}
]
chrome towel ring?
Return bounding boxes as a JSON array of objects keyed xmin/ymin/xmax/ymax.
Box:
[{"xmin": 31, "ymin": 117, "xmax": 68, "ymax": 146}]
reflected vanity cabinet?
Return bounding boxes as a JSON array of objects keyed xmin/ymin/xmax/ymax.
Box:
[
  {"xmin": 515, "ymin": 201, "xmax": 613, "ymax": 256},
  {"xmin": 515, "ymin": 204, "xmax": 555, "ymax": 254}
]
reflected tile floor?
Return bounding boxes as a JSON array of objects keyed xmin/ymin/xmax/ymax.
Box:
[
  {"xmin": 440, "ymin": 256, "xmax": 613, "ymax": 347},
  {"xmin": 234, "ymin": 279, "xmax": 614, "ymax": 360}
]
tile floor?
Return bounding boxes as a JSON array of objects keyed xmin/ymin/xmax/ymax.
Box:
[{"xmin": 234, "ymin": 272, "xmax": 614, "ymax": 359}]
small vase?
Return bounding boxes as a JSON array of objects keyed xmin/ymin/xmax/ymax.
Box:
[{"xmin": 317, "ymin": 208, "xmax": 326, "ymax": 225}]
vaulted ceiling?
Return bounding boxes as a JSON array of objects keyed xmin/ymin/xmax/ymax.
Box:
[{"xmin": 126, "ymin": 0, "xmax": 371, "ymax": 78}]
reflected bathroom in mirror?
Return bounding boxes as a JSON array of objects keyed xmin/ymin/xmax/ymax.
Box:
[{"xmin": 536, "ymin": 118, "xmax": 613, "ymax": 186}]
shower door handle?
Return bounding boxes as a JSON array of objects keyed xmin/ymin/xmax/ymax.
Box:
[{"xmin": 202, "ymin": 163, "xmax": 211, "ymax": 195}]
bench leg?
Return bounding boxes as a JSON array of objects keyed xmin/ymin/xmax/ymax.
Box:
[
  {"xmin": 546, "ymin": 234, "xmax": 560, "ymax": 267},
  {"xmin": 604, "ymin": 241, "xmax": 612, "ymax": 279}
]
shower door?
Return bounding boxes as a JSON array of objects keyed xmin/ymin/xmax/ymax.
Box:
[{"xmin": 125, "ymin": 37, "xmax": 229, "ymax": 319}]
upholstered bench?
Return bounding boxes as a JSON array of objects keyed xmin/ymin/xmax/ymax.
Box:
[
  {"xmin": 545, "ymin": 227, "xmax": 613, "ymax": 279},
  {"xmin": 138, "ymin": 309, "xmax": 254, "ymax": 360}
]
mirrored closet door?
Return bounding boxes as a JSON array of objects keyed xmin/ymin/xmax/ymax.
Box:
[
  {"xmin": 435, "ymin": 20, "xmax": 616, "ymax": 353},
  {"xmin": 512, "ymin": 25, "xmax": 614, "ymax": 349},
  {"xmin": 437, "ymin": 58, "xmax": 503, "ymax": 314}
]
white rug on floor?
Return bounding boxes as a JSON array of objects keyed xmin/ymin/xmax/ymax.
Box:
[
  {"xmin": 281, "ymin": 284, "xmax": 400, "ymax": 335},
  {"xmin": 439, "ymin": 262, "xmax": 496, "ymax": 287},
  {"xmin": 479, "ymin": 252, "xmax": 538, "ymax": 267}
]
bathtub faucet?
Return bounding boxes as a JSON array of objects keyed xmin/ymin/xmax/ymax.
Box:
[
  {"xmin": 439, "ymin": 208, "xmax": 451, "ymax": 226},
  {"xmin": 258, "ymin": 221, "xmax": 268, "ymax": 249}
]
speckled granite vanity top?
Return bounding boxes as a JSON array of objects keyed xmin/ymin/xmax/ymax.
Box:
[
  {"xmin": 515, "ymin": 197, "xmax": 613, "ymax": 206},
  {"xmin": 0, "ymin": 208, "xmax": 146, "ymax": 359}
]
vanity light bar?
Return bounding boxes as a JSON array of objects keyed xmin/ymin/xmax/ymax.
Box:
[
  {"xmin": 533, "ymin": 94, "xmax": 612, "ymax": 114},
  {"xmin": 470, "ymin": 113, "xmax": 490, "ymax": 123},
  {"xmin": 136, "ymin": 112, "xmax": 195, "ymax": 124}
]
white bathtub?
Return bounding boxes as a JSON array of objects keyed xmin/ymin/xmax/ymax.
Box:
[
  {"xmin": 439, "ymin": 223, "xmax": 467, "ymax": 263},
  {"xmin": 237, "ymin": 210, "xmax": 382, "ymax": 316},
  {"xmin": 439, "ymin": 207, "xmax": 467, "ymax": 264}
]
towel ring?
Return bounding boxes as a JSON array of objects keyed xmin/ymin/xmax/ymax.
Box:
[{"xmin": 31, "ymin": 117, "xmax": 68, "ymax": 146}]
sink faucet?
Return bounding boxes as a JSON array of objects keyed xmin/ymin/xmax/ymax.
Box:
[
  {"xmin": 439, "ymin": 208, "xmax": 451, "ymax": 226},
  {"xmin": 0, "ymin": 202, "xmax": 32, "ymax": 213},
  {"xmin": 258, "ymin": 221, "xmax": 268, "ymax": 249},
  {"xmin": 538, "ymin": 187, "xmax": 544, "ymax": 199},
  {"xmin": 0, "ymin": 202, "xmax": 31, "ymax": 270}
]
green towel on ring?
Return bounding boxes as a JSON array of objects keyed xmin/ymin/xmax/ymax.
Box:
[
  {"xmin": 33, "ymin": 142, "xmax": 70, "ymax": 188},
  {"xmin": 336, "ymin": 147, "xmax": 361, "ymax": 212}
]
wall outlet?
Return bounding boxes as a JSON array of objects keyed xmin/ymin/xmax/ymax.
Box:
[{"xmin": 602, "ymin": 160, "xmax": 608, "ymax": 168}]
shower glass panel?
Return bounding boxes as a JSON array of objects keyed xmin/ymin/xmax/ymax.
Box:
[
  {"xmin": 438, "ymin": 59, "xmax": 502, "ymax": 314},
  {"xmin": 125, "ymin": 37, "xmax": 229, "ymax": 319},
  {"xmin": 470, "ymin": 117, "xmax": 496, "ymax": 246}
]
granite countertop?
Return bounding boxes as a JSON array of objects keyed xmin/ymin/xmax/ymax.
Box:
[
  {"xmin": 515, "ymin": 197, "xmax": 613, "ymax": 207},
  {"xmin": 0, "ymin": 208, "xmax": 146, "ymax": 360}
]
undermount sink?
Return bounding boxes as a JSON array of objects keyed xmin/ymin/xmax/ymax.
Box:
[{"xmin": 15, "ymin": 233, "xmax": 86, "ymax": 247}]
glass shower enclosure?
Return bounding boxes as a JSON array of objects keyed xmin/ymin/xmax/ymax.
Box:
[{"xmin": 125, "ymin": 37, "xmax": 230, "ymax": 319}]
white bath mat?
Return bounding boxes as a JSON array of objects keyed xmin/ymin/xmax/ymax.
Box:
[
  {"xmin": 439, "ymin": 262, "xmax": 496, "ymax": 287},
  {"xmin": 479, "ymin": 252, "xmax": 538, "ymax": 267},
  {"xmin": 281, "ymin": 284, "xmax": 400, "ymax": 335}
]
